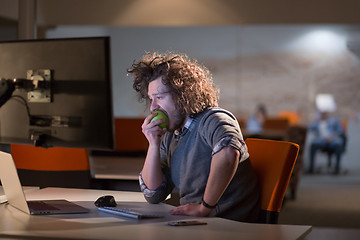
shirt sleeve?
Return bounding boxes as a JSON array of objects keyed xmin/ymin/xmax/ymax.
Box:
[
  {"xmin": 139, "ymin": 172, "xmax": 163, "ymax": 198},
  {"xmin": 138, "ymin": 170, "xmax": 174, "ymax": 204},
  {"xmin": 202, "ymin": 109, "xmax": 249, "ymax": 162},
  {"xmin": 212, "ymin": 136, "xmax": 249, "ymax": 162}
]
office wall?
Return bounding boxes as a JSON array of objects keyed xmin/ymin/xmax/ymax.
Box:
[{"xmin": 46, "ymin": 25, "xmax": 360, "ymax": 122}]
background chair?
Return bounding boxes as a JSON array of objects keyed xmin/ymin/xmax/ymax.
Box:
[
  {"xmin": 10, "ymin": 144, "xmax": 92, "ymax": 189},
  {"xmin": 113, "ymin": 118, "xmax": 148, "ymax": 152},
  {"xmin": 258, "ymin": 117, "xmax": 290, "ymax": 140},
  {"xmin": 285, "ymin": 125, "xmax": 308, "ymax": 200},
  {"xmin": 245, "ymin": 138, "xmax": 299, "ymax": 224},
  {"xmin": 262, "ymin": 117, "xmax": 290, "ymax": 133},
  {"xmin": 278, "ymin": 110, "xmax": 301, "ymax": 126}
]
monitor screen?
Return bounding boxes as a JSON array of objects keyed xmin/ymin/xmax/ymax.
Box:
[{"xmin": 0, "ymin": 37, "xmax": 114, "ymax": 150}]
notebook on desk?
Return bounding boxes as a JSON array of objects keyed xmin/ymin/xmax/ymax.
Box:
[{"xmin": 0, "ymin": 151, "xmax": 89, "ymax": 215}]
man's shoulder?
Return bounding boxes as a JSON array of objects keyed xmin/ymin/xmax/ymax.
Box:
[
  {"xmin": 197, "ymin": 107, "xmax": 236, "ymax": 120},
  {"xmin": 195, "ymin": 107, "xmax": 238, "ymax": 129}
]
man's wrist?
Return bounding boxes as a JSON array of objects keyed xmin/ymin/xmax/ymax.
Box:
[
  {"xmin": 201, "ymin": 197, "xmax": 217, "ymax": 209},
  {"xmin": 199, "ymin": 203, "xmax": 212, "ymax": 217}
]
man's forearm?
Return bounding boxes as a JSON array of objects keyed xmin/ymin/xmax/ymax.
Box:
[
  {"xmin": 202, "ymin": 147, "xmax": 239, "ymax": 207},
  {"xmin": 141, "ymin": 145, "xmax": 164, "ymax": 190}
]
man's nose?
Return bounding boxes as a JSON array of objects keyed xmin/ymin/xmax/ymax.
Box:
[{"xmin": 150, "ymin": 100, "xmax": 159, "ymax": 112}]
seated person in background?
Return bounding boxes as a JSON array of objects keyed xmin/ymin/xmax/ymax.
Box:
[
  {"xmin": 308, "ymin": 111, "xmax": 344, "ymax": 174},
  {"xmin": 246, "ymin": 104, "xmax": 267, "ymax": 135},
  {"xmin": 127, "ymin": 52, "xmax": 260, "ymax": 222}
]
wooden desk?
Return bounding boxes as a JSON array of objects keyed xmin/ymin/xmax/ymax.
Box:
[
  {"xmin": 0, "ymin": 187, "xmax": 312, "ymax": 240},
  {"xmin": 89, "ymin": 155, "xmax": 144, "ymax": 180}
]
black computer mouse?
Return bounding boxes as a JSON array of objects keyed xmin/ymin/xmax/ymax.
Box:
[{"xmin": 94, "ymin": 195, "xmax": 117, "ymax": 207}]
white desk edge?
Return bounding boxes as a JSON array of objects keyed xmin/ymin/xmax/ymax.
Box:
[{"xmin": 0, "ymin": 187, "xmax": 312, "ymax": 240}]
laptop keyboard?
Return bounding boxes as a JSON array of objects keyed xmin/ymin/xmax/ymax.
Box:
[
  {"xmin": 27, "ymin": 201, "xmax": 59, "ymax": 211},
  {"xmin": 98, "ymin": 206, "xmax": 163, "ymax": 219}
]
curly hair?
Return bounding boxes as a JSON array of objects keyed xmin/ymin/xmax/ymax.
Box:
[{"xmin": 127, "ymin": 52, "xmax": 219, "ymax": 116}]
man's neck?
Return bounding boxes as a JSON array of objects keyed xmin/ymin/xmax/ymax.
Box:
[{"xmin": 174, "ymin": 115, "xmax": 190, "ymax": 135}]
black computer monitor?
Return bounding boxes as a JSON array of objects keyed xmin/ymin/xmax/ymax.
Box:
[{"xmin": 0, "ymin": 37, "xmax": 114, "ymax": 150}]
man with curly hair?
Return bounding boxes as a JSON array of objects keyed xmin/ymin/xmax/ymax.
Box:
[{"xmin": 127, "ymin": 52, "xmax": 260, "ymax": 222}]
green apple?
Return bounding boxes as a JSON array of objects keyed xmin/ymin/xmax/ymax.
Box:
[{"xmin": 150, "ymin": 110, "xmax": 169, "ymax": 129}]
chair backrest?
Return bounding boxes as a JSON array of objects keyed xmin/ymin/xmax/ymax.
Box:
[
  {"xmin": 114, "ymin": 118, "xmax": 148, "ymax": 152},
  {"xmin": 11, "ymin": 145, "xmax": 89, "ymax": 171},
  {"xmin": 245, "ymin": 138, "xmax": 299, "ymax": 224},
  {"xmin": 341, "ymin": 119, "xmax": 347, "ymax": 137},
  {"xmin": 10, "ymin": 144, "xmax": 91, "ymax": 188},
  {"xmin": 278, "ymin": 110, "xmax": 300, "ymax": 126},
  {"xmin": 263, "ymin": 117, "xmax": 290, "ymax": 131}
]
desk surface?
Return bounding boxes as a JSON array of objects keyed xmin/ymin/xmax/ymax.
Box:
[{"xmin": 0, "ymin": 187, "xmax": 312, "ymax": 240}]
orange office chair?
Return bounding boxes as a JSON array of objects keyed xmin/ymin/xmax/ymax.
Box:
[
  {"xmin": 113, "ymin": 118, "xmax": 148, "ymax": 152},
  {"xmin": 10, "ymin": 144, "xmax": 92, "ymax": 189},
  {"xmin": 278, "ymin": 110, "xmax": 300, "ymax": 126},
  {"xmin": 245, "ymin": 138, "xmax": 299, "ymax": 224},
  {"xmin": 263, "ymin": 117, "xmax": 290, "ymax": 131}
]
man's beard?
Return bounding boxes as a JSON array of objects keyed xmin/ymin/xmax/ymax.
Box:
[{"xmin": 168, "ymin": 111, "xmax": 187, "ymax": 133}]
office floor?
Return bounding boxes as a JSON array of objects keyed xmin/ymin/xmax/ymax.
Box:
[
  {"xmin": 279, "ymin": 172, "xmax": 360, "ymax": 240},
  {"xmin": 279, "ymin": 119, "xmax": 360, "ymax": 240}
]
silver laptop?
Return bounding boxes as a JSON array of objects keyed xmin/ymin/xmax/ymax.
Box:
[{"xmin": 0, "ymin": 151, "xmax": 89, "ymax": 215}]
